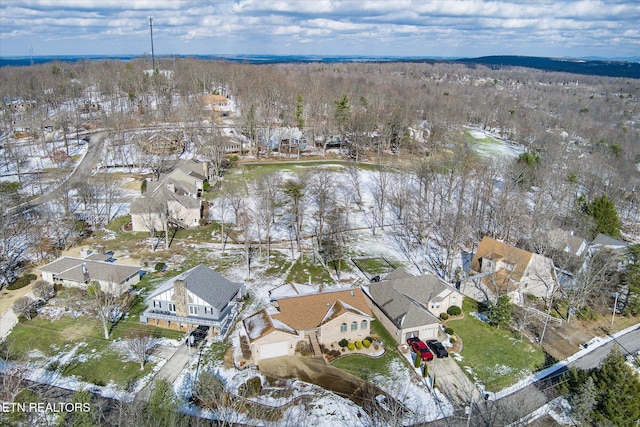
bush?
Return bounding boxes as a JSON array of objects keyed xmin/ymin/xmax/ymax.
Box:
[
  {"xmin": 447, "ymin": 305, "xmax": 462, "ymax": 316},
  {"xmin": 450, "ymin": 336, "xmax": 456, "ymax": 343},
  {"xmin": 440, "ymin": 313, "xmax": 449, "ymax": 321},
  {"xmin": 295, "ymin": 340, "xmax": 312, "ymax": 356},
  {"xmin": 13, "ymin": 296, "xmax": 35, "ymax": 320},
  {"xmin": 338, "ymin": 338, "xmax": 349, "ymax": 348},
  {"xmin": 347, "ymin": 342, "xmax": 355, "ymax": 351},
  {"xmin": 414, "ymin": 353, "xmax": 421, "ymax": 368},
  {"xmin": 7, "ymin": 274, "xmax": 37, "ymax": 291},
  {"xmin": 444, "ymin": 327, "xmax": 454, "ymax": 335},
  {"xmin": 202, "ymin": 182, "xmax": 211, "ymax": 192},
  {"xmin": 363, "ymin": 339, "xmax": 371, "ymax": 348},
  {"xmin": 154, "ymin": 262, "xmax": 166, "ymax": 272},
  {"xmin": 355, "ymin": 340, "xmax": 362, "ymax": 350},
  {"xmin": 238, "ymin": 377, "xmax": 262, "ymax": 398},
  {"xmin": 229, "ymin": 155, "xmax": 239, "ymax": 162}
]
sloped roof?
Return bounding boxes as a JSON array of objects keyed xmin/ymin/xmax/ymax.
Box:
[
  {"xmin": 40, "ymin": 257, "xmax": 140, "ymax": 285},
  {"xmin": 243, "ymin": 309, "xmax": 296, "ymax": 341},
  {"xmin": 367, "ymin": 281, "xmax": 440, "ymax": 329},
  {"xmin": 149, "ymin": 264, "xmax": 243, "ymax": 311},
  {"xmin": 130, "ymin": 183, "xmax": 200, "ymax": 215},
  {"xmin": 271, "ymin": 288, "xmax": 373, "ymax": 331},
  {"xmin": 592, "ymin": 233, "xmax": 628, "ymax": 249},
  {"xmin": 383, "ymin": 269, "xmax": 455, "ymax": 305},
  {"xmin": 471, "ymin": 237, "xmax": 532, "ymax": 282}
]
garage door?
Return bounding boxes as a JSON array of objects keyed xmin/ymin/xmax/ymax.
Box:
[{"xmin": 258, "ymin": 341, "xmax": 289, "ymax": 360}]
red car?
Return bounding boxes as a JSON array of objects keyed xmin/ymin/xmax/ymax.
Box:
[{"xmin": 408, "ymin": 338, "xmax": 434, "ymax": 361}]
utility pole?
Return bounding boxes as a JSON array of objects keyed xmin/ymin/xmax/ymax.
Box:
[{"xmin": 148, "ymin": 16, "xmax": 155, "ymax": 71}]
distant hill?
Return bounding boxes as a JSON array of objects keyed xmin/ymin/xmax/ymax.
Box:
[{"xmin": 454, "ymin": 55, "xmax": 640, "ymax": 79}]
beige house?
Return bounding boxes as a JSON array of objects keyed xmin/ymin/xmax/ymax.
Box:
[
  {"xmin": 243, "ymin": 288, "xmax": 373, "ymax": 363},
  {"xmin": 40, "ymin": 255, "xmax": 141, "ymax": 295},
  {"xmin": 130, "ymin": 159, "xmax": 208, "ymax": 232},
  {"xmin": 468, "ymin": 237, "xmax": 557, "ymax": 303},
  {"xmin": 365, "ymin": 269, "xmax": 463, "ymax": 344}
]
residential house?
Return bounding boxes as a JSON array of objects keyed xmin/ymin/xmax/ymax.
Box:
[
  {"xmin": 40, "ymin": 255, "xmax": 141, "ymax": 295},
  {"xmin": 243, "ymin": 288, "xmax": 373, "ymax": 363},
  {"xmin": 589, "ymin": 233, "xmax": 629, "ymax": 255},
  {"xmin": 545, "ymin": 229, "xmax": 588, "ymax": 258},
  {"xmin": 365, "ymin": 269, "xmax": 463, "ymax": 344},
  {"xmin": 140, "ymin": 264, "xmax": 245, "ymax": 336},
  {"xmin": 130, "ymin": 159, "xmax": 210, "ymax": 232},
  {"xmin": 467, "ymin": 237, "xmax": 557, "ymax": 303}
]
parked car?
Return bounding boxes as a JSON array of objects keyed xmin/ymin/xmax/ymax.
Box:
[
  {"xmin": 406, "ymin": 336, "xmax": 421, "ymax": 346},
  {"xmin": 186, "ymin": 325, "xmax": 209, "ymax": 347},
  {"xmin": 409, "ymin": 339, "xmax": 434, "ymax": 361},
  {"xmin": 426, "ymin": 339, "xmax": 449, "ymax": 358}
]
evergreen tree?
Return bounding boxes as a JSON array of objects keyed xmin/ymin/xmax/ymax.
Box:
[
  {"xmin": 295, "ymin": 94, "xmax": 304, "ymax": 129},
  {"xmin": 591, "ymin": 348, "xmax": 640, "ymax": 426},
  {"xmin": 414, "ymin": 352, "xmax": 421, "ymax": 368},
  {"xmin": 570, "ymin": 376, "xmax": 597, "ymax": 425},
  {"xmin": 587, "ymin": 194, "xmax": 621, "ymax": 238},
  {"xmin": 487, "ymin": 295, "xmax": 513, "ymax": 329},
  {"xmin": 622, "ymin": 244, "xmax": 640, "ymax": 315},
  {"xmin": 333, "ymin": 93, "xmax": 351, "ymax": 131}
]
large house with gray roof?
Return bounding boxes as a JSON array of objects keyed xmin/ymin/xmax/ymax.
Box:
[
  {"xmin": 365, "ymin": 269, "xmax": 463, "ymax": 344},
  {"xmin": 130, "ymin": 159, "xmax": 209, "ymax": 232},
  {"xmin": 140, "ymin": 264, "xmax": 245, "ymax": 336},
  {"xmin": 40, "ymin": 255, "xmax": 141, "ymax": 295}
]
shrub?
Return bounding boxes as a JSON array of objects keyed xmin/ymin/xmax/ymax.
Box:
[
  {"xmin": 414, "ymin": 353, "xmax": 421, "ymax": 368},
  {"xmin": 440, "ymin": 313, "xmax": 449, "ymax": 321},
  {"xmin": 295, "ymin": 340, "xmax": 312, "ymax": 356},
  {"xmin": 347, "ymin": 342, "xmax": 355, "ymax": 351},
  {"xmin": 363, "ymin": 339, "xmax": 371, "ymax": 348},
  {"xmin": 7, "ymin": 274, "xmax": 37, "ymax": 291},
  {"xmin": 338, "ymin": 338, "xmax": 349, "ymax": 348},
  {"xmin": 140, "ymin": 179, "xmax": 147, "ymax": 194},
  {"xmin": 229, "ymin": 155, "xmax": 239, "ymax": 162},
  {"xmin": 355, "ymin": 340, "xmax": 362, "ymax": 350},
  {"xmin": 202, "ymin": 182, "xmax": 211, "ymax": 192},
  {"xmin": 447, "ymin": 305, "xmax": 462, "ymax": 316},
  {"xmin": 444, "ymin": 327, "xmax": 454, "ymax": 335},
  {"xmin": 238, "ymin": 377, "xmax": 262, "ymax": 398},
  {"xmin": 450, "ymin": 336, "xmax": 456, "ymax": 343},
  {"xmin": 423, "ymin": 364, "xmax": 428, "ymax": 377},
  {"xmin": 154, "ymin": 262, "xmax": 166, "ymax": 272},
  {"xmin": 365, "ymin": 336, "xmax": 374, "ymax": 343}
]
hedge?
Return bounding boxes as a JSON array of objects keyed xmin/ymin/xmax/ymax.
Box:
[
  {"xmin": 447, "ymin": 305, "xmax": 462, "ymax": 316},
  {"xmin": 7, "ymin": 274, "xmax": 37, "ymax": 290}
]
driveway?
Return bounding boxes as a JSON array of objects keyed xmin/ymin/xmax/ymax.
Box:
[
  {"xmin": 135, "ymin": 343, "xmax": 192, "ymax": 402},
  {"xmin": 430, "ymin": 356, "xmax": 482, "ymax": 409}
]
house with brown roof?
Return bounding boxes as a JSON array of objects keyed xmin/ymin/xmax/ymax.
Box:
[
  {"xmin": 467, "ymin": 237, "xmax": 557, "ymax": 303},
  {"xmin": 365, "ymin": 269, "xmax": 463, "ymax": 344},
  {"xmin": 243, "ymin": 288, "xmax": 373, "ymax": 363}
]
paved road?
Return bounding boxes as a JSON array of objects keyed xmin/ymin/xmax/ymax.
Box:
[{"xmin": 8, "ymin": 132, "xmax": 106, "ymax": 214}]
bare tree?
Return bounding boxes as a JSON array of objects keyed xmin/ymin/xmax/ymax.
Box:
[
  {"xmin": 85, "ymin": 281, "xmax": 125, "ymax": 340},
  {"xmin": 12, "ymin": 296, "xmax": 35, "ymax": 320},
  {"xmin": 123, "ymin": 333, "xmax": 157, "ymax": 370},
  {"xmin": 254, "ymin": 171, "xmax": 282, "ymax": 265},
  {"xmin": 32, "ymin": 279, "xmax": 55, "ymax": 301}
]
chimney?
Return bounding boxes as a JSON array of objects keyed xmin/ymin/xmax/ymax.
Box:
[{"xmin": 173, "ymin": 279, "xmax": 189, "ymax": 317}]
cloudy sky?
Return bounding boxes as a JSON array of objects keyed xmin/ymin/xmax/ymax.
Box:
[{"xmin": 1, "ymin": 0, "xmax": 639, "ymax": 59}]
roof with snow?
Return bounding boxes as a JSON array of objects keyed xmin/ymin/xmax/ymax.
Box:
[
  {"xmin": 243, "ymin": 309, "xmax": 297, "ymax": 341},
  {"xmin": 148, "ymin": 264, "xmax": 244, "ymax": 311}
]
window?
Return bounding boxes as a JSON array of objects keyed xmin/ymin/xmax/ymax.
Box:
[
  {"xmin": 204, "ymin": 307, "xmax": 208, "ymax": 314},
  {"xmin": 157, "ymin": 302, "xmax": 162, "ymax": 308},
  {"xmin": 351, "ymin": 321, "xmax": 358, "ymax": 331},
  {"xmin": 168, "ymin": 303, "xmax": 175, "ymax": 312},
  {"xmin": 340, "ymin": 323, "xmax": 347, "ymax": 332},
  {"xmin": 189, "ymin": 306, "xmax": 198, "ymax": 315},
  {"xmin": 361, "ymin": 320, "xmax": 368, "ymax": 330}
]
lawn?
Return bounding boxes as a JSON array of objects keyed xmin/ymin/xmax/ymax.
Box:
[
  {"xmin": 448, "ymin": 299, "xmax": 546, "ymax": 392},
  {"xmin": 285, "ymin": 255, "xmax": 334, "ymax": 284},
  {"xmin": 330, "ymin": 320, "xmax": 405, "ymax": 381},
  {"xmin": 351, "ymin": 256, "xmax": 396, "ymax": 278}
]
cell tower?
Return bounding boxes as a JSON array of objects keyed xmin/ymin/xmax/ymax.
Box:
[{"xmin": 148, "ymin": 16, "xmax": 155, "ymax": 71}]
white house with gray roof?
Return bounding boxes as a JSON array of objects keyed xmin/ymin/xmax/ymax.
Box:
[
  {"xmin": 365, "ymin": 269, "xmax": 463, "ymax": 344},
  {"xmin": 140, "ymin": 264, "xmax": 245, "ymax": 336},
  {"xmin": 40, "ymin": 256, "xmax": 141, "ymax": 295}
]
